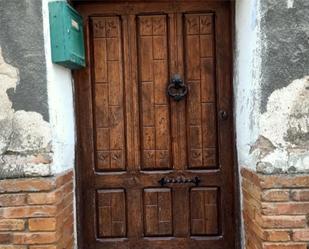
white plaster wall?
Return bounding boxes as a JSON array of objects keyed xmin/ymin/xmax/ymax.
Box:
[
  {"xmin": 234, "ymin": 0, "xmax": 261, "ymax": 170},
  {"xmin": 234, "ymin": 1, "xmax": 262, "ymax": 248},
  {"xmin": 42, "ymin": 1, "xmax": 77, "ymax": 249},
  {"xmin": 42, "ymin": 0, "xmax": 76, "ymax": 174}
]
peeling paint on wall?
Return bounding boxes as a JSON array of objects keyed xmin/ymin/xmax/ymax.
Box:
[
  {"xmin": 0, "ymin": 48, "xmax": 52, "ymax": 179},
  {"xmin": 0, "ymin": 0, "xmax": 48, "ymax": 120},
  {"xmin": 0, "ymin": 49, "xmax": 16, "ymax": 154},
  {"xmin": 235, "ymin": 0, "xmax": 309, "ymax": 175},
  {"xmin": 251, "ymin": 76, "xmax": 309, "ymax": 174},
  {"xmin": 287, "ymin": 0, "xmax": 294, "ymax": 9},
  {"xmin": 259, "ymin": 0, "xmax": 309, "ymax": 112}
]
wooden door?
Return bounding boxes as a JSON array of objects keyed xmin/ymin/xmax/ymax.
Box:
[{"xmin": 74, "ymin": 1, "xmax": 236, "ymax": 249}]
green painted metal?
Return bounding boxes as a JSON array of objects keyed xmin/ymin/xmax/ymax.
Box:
[{"xmin": 49, "ymin": 1, "xmax": 85, "ymax": 69}]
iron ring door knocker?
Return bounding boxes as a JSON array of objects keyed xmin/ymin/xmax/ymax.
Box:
[{"xmin": 167, "ymin": 74, "xmax": 188, "ymax": 101}]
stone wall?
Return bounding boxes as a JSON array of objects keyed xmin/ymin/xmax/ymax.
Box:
[
  {"xmin": 242, "ymin": 167, "xmax": 309, "ymax": 249},
  {"xmin": 0, "ymin": 170, "xmax": 74, "ymax": 249}
]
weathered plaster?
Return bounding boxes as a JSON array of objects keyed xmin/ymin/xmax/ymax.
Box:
[
  {"xmin": 0, "ymin": 49, "xmax": 17, "ymax": 154},
  {"xmin": 259, "ymin": 0, "xmax": 309, "ymax": 112},
  {"xmin": 0, "ymin": 0, "xmax": 76, "ymax": 178},
  {"xmin": 0, "ymin": 0, "xmax": 48, "ymax": 120},
  {"xmin": 0, "ymin": 0, "xmax": 53, "ymax": 178},
  {"xmin": 234, "ymin": 0, "xmax": 261, "ymax": 170},
  {"xmin": 0, "ymin": 154, "xmax": 51, "ymax": 178},
  {"xmin": 8, "ymin": 111, "xmax": 52, "ymax": 153},
  {"xmin": 251, "ymin": 77, "xmax": 309, "ymax": 174},
  {"xmin": 0, "ymin": 48, "xmax": 52, "ymax": 179},
  {"xmin": 235, "ymin": 0, "xmax": 309, "ymax": 175}
]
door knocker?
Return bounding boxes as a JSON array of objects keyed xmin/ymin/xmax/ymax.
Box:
[{"xmin": 167, "ymin": 74, "xmax": 188, "ymax": 101}]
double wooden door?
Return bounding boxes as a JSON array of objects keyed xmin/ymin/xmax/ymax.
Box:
[{"xmin": 74, "ymin": 1, "xmax": 236, "ymax": 249}]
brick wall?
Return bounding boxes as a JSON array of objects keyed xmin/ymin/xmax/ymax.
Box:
[
  {"xmin": 0, "ymin": 170, "xmax": 74, "ymax": 249},
  {"xmin": 242, "ymin": 168, "xmax": 309, "ymax": 249}
]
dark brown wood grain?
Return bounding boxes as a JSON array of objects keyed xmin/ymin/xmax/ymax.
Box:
[
  {"xmin": 137, "ymin": 15, "xmax": 172, "ymax": 170},
  {"xmin": 73, "ymin": 1, "xmax": 236, "ymax": 249}
]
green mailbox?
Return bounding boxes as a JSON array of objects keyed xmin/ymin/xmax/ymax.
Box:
[{"xmin": 49, "ymin": 1, "xmax": 85, "ymax": 69}]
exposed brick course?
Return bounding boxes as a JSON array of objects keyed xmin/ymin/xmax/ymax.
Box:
[
  {"xmin": 242, "ymin": 168, "xmax": 309, "ymax": 249},
  {"xmin": 0, "ymin": 170, "xmax": 74, "ymax": 249}
]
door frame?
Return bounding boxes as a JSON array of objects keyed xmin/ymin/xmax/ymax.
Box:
[{"xmin": 72, "ymin": 1, "xmax": 240, "ymax": 249}]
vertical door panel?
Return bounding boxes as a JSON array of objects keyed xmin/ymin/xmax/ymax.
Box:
[
  {"xmin": 184, "ymin": 13, "xmax": 218, "ymax": 169},
  {"xmin": 92, "ymin": 16, "xmax": 126, "ymax": 171},
  {"xmin": 137, "ymin": 15, "xmax": 172, "ymax": 170}
]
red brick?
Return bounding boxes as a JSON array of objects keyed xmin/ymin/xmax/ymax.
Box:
[
  {"xmin": 0, "ymin": 219, "xmax": 25, "ymax": 231},
  {"xmin": 59, "ymin": 214, "xmax": 74, "ymax": 242},
  {"xmin": 243, "ymin": 204, "xmax": 256, "ymax": 222},
  {"xmin": 243, "ymin": 212, "xmax": 264, "ymax": 239},
  {"xmin": 242, "ymin": 178, "xmax": 262, "ymax": 200},
  {"xmin": 65, "ymin": 239, "xmax": 74, "ymax": 249},
  {"xmin": 55, "ymin": 171, "xmax": 73, "ymax": 189},
  {"xmin": 29, "ymin": 246, "xmax": 57, "ymax": 249},
  {"xmin": 62, "ymin": 182, "xmax": 73, "ymax": 198},
  {"xmin": 260, "ymin": 175, "xmax": 309, "ymax": 189},
  {"xmin": 27, "ymin": 181, "xmax": 72, "ymax": 206},
  {"xmin": 0, "ymin": 170, "xmax": 74, "ymax": 249},
  {"xmin": 0, "ymin": 194, "xmax": 27, "ymax": 206},
  {"xmin": 0, "ymin": 178, "xmax": 56, "ymax": 193},
  {"xmin": 58, "ymin": 234, "xmax": 73, "ymax": 249},
  {"xmin": 243, "ymin": 190, "xmax": 262, "ymax": 210},
  {"xmin": 262, "ymin": 202, "xmax": 309, "ymax": 215},
  {"xmin": 263, "ymin": 243, "xmax": 307, "ymax": 249},
  {"xmin": 0, "ymin": 246, "xmax": 27, "ymax": 249},
  {"xmin": 29, "ymin": 218, "xmax": 57, "ymax": 231},
  {"xmin": 242, "ymin": 169, "xmax": 309, "ymax": 249},
  {"xmin": 241, "ymin": 168, "xmax": 262, "ymax": 187},
  {"xmin": 291, "ymin": 190, "xmax": 309, "ymax": 201},
  {"xmin": 245, "ymin": 227, "xmax": 263, "ymax": 249},
  {"xmin": 12, "ymin": 232, "xmax": 58, "ymax": 245},
  {"xmin": 292, "ymin": 229, "xmax": 309, "ymax": 241},
  {"xmin": 0, "ymin": 206, "xmax": 57, "ymax": 218},
  {"xmin": 262, "ymin": 190, "xmax": 290, "ymax": 202},
  {"xmin": 56, "ymin": 207, "xmax": 73, "ymax": 233},
  {"xmin": 27, "ymin": 192, "xmax": 58, "ymax": 205},
  {"xmin": 0, "ymin": 233, "xmax": 11, "ymax": 243},
  {"xmin": 62, "ymin": 191, "xmax": 73, "ymax": 209},
  {"xmin": 255, "ymin": 215, "xmax": 306, "ymax": 229},
  {"xmin": 263, "ymin": 230, "xmax": 291, "ymax": 242}
]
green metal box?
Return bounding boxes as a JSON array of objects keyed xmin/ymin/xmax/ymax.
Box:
[{"xmin": 49, "ymin": 1, "xmax": 85, "ymax": 69}]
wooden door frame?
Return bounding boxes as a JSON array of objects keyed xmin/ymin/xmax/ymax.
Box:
[{"xmin": 72, "ymin": 1, "xmax": 240, "ymax": 249}]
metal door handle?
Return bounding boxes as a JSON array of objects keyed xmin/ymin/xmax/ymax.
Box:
[
  {"xmin": 158, "ymin": 176, "xmax": 201, "ymax": 186},
  {"xmin": 167, "ymin": 74, "xmax": 188, "ymax": 101}
]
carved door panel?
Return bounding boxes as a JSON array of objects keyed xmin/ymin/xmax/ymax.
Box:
[{"xmin": 74, "ymin": 1, "xmax": 235, "ymax": 249}]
